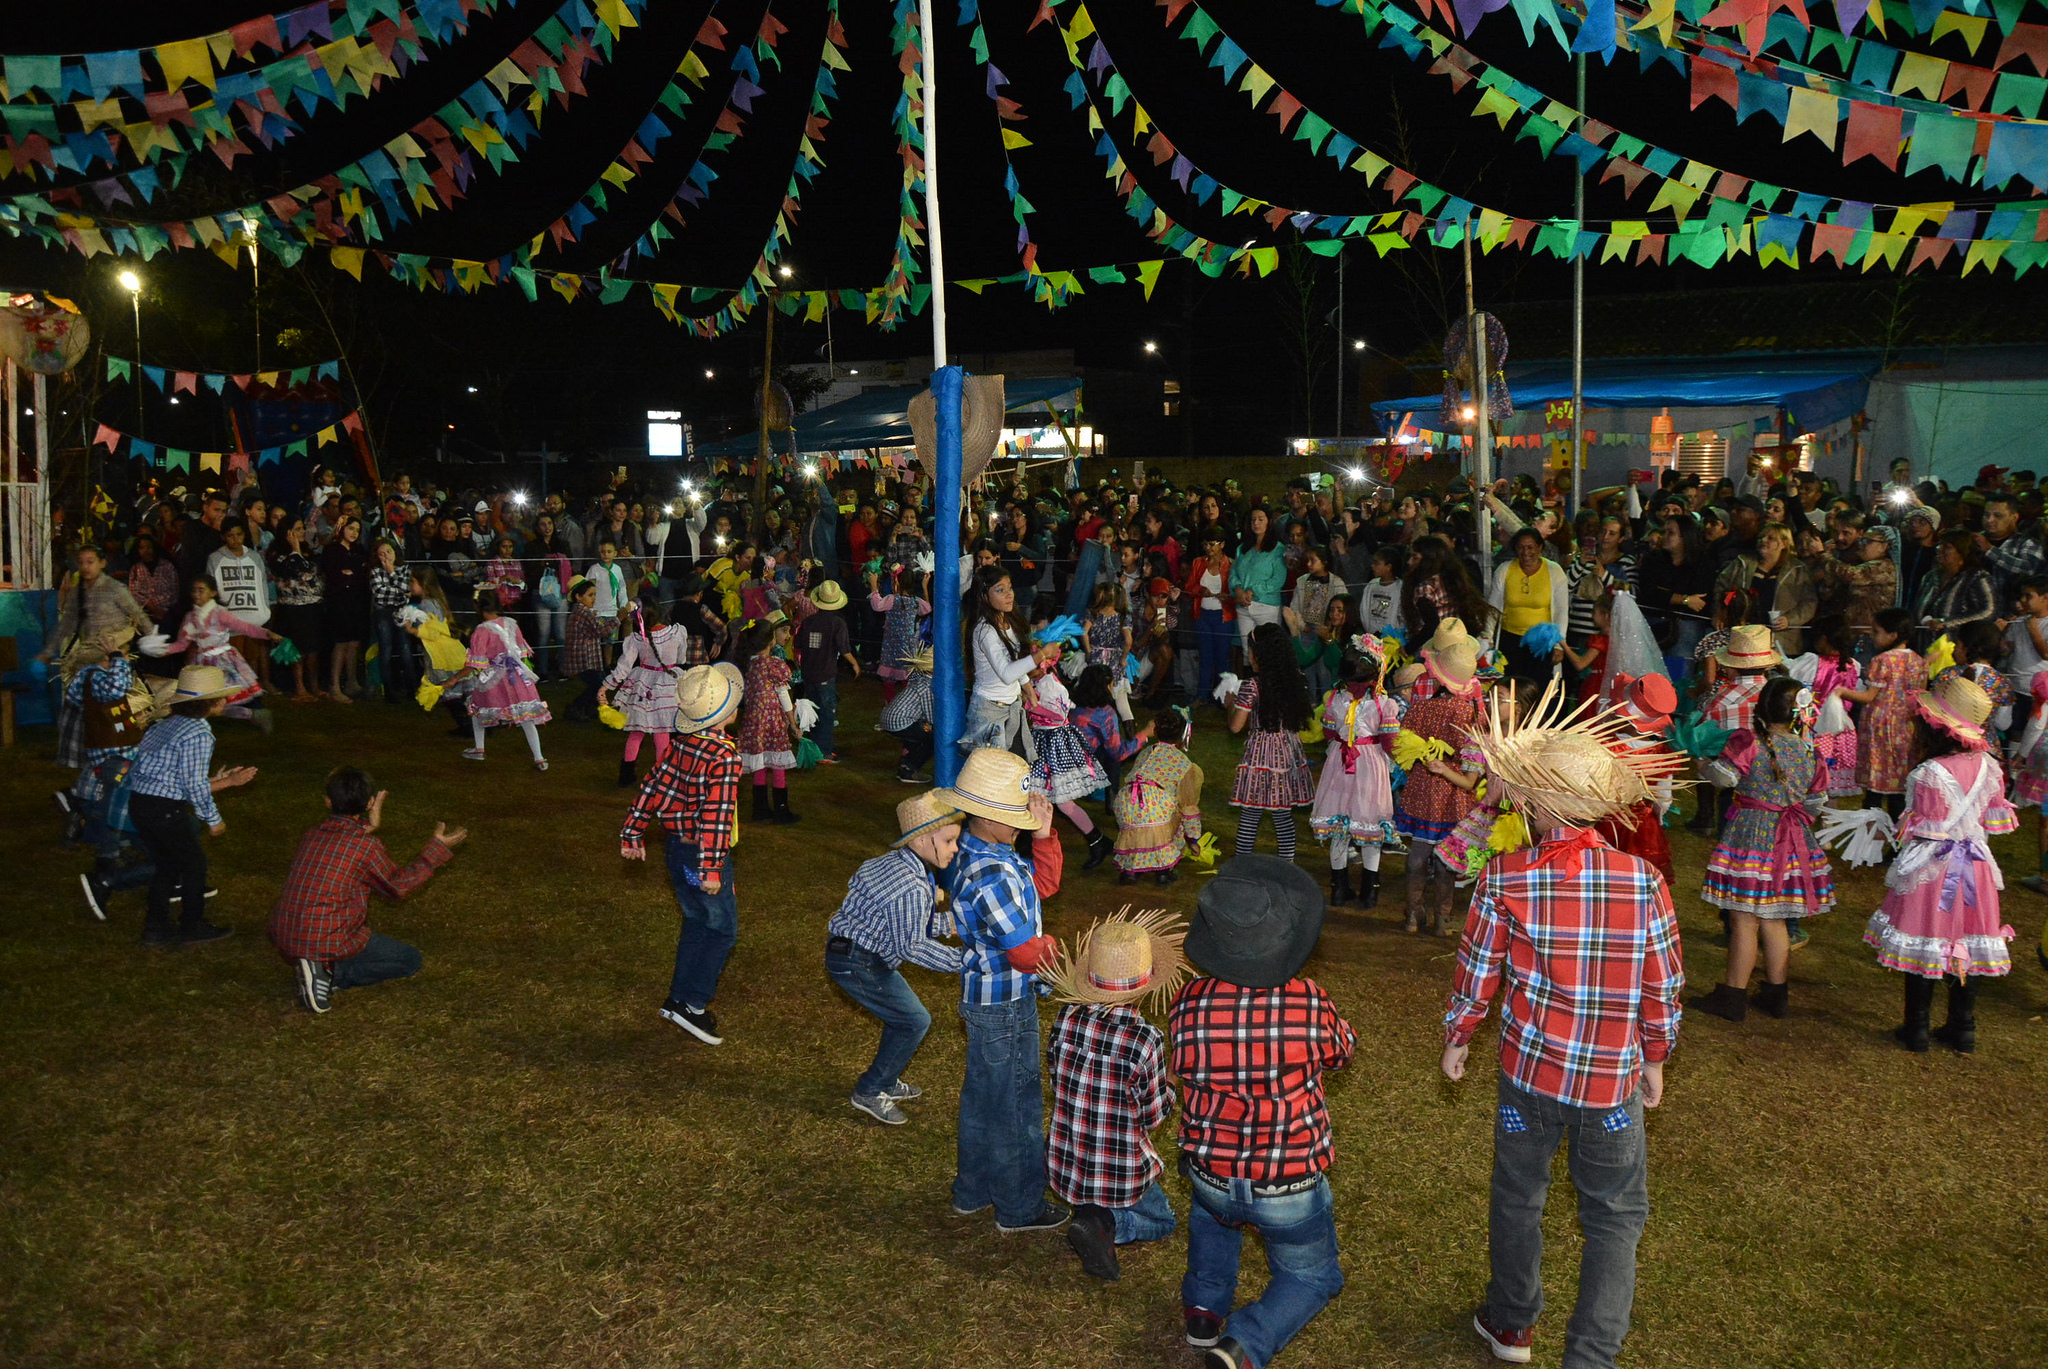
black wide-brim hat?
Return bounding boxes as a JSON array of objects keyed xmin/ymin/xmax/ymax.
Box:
[{"xmin": 1184, "ymin": 855, "xmax": 1326, "ymax": 989}]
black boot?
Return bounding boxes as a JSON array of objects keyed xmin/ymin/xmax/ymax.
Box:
[
  {"xmin": 771, "ymin": 785, "xmax": 801, "ymax": 824},
  {"xmin": 1082, "ymin": 830, "xmax": 1113, "ymax": 871},
  {"xmin": 1689, "ymin": 983, "xmax": 1749, "ymax": 1022},
  {"xmin": 1894, "ymin": 975, "xmax": 1935, "ymax": 1052},
  {"xmin": 617, "ymin": 759, "xmax": 639, "ymax": 789},
  {"xmin": 1329, "ymin": 867, "xmax": 1353, "ymax": 907},
  {"xmin": 1752, "ymin": 980, "xmax": 1789, "ymax": 1019},
  {"xmin": 1358, "ymin": 867, "xmax": 1381, "ymax": 909},
  {"xmin": 1932, "ymin": 975, "xmax": 1977, "ymax": 1053},
  {"xmin": 752, "ymin": 784, "xmax": 772, "ymax": 821}
]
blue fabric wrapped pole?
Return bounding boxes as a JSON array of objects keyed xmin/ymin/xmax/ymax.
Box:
[{"xmin": 932, "ymin": 365, "xmax": 966, "ymax": 787}]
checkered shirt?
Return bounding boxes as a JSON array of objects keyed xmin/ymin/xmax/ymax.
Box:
[
  {"xmin": 1444, "ymin": 827, "xmax": 1684, "ymax": 1110},
  {"xmin": 1047, "ymin": 1003, "xmax": 1170, "ymax": 1208},
  {"xmin": 129, "ymin": 714, "xmax": 221, "ymax": 827},
  {"xmin": 878, "ymin": 671, "xmax": 933, "ymax": 732},
  {"xmin": 1985, "ymin": 533, "xmax": 2046, "ymax": 609},
  {"xmin": 827, "ymin": 845, "xmax": 963, "ymax": 974},
  {"xmin": 1704, "ymin": 674, "xmax": 1767, "ymax": 735},
  {"xmin": 65, "ymin": 658, "xmax": 140, "ymax": 767},
  {"xmin": 948, "ymin": 831, "xmax": 1043, "ymax": 1005},
  {"xmin": 620, "ymin": 731, "xmax": 741, "ymax": 876},
  {"xmin": 267, "ymin": 816, "xmax": 453, "ymax": 962},
  {"xmin": 1168, "ymin": 977, "xmax": 1356, "ymax": 1182},
  {"xmin": 564, "ymin": 602, "xmax": 605, "ymax": 674}
]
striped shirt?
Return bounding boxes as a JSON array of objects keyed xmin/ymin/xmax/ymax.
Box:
[
  {"xmin": 129, "ymin": 714, "xmax": 222, "ymax": 827},
  {"xmin": 948, "ymin": 831, "xmax": 1042, "ymax": 1004},
  {"xmin": 827, "ymin": 845, "xmax": 964, "ymax": 974}
]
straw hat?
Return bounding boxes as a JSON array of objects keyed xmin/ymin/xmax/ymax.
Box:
[
  {"xmin": 810, "ymin": 579, "xmax": 849, "ymax": 611},
  {"xmin": 901, "ymin": 645, "xmax": 935, "ymax": 674},
  {"xmin": 672, "ymin": 661, "xmax": 744, "ymax": 734},
  {"xmin": 891, "ymin": 788, "xmax": 964, "ymax": 848},
  {"xmin": 169, "ymin": 665, "xmax": 233, "ymax": 703},
  {"xmin": 910, "ymin": 373, "xmax": 1007, "ymax": 489},
  {"xmin": 947, "ymin": 747, "xmax": 1043, "ymax": 830},
  {"xmin": 134, "ymin": 677, "xmax": 178, "ymax": 726},
  {"xmin": 59, "ymin": 623, "xmax": 135, "ymax": 677},
  {"xmin": 1916, "ymin": 671, "xmax": 1994, "ymax": 750},
  {"xmin": 1714, "ymin": 623, "xmax": 1782, "ymax": 670},
  {"xmin": 1043, "ymin": 907, "xmax": 1190, "ymax": 1011},
  {"xmin": 1421, "ymin": 617, "xmax": 1481, "ymax": 695},
  {"xmin": 1472, "ymin": 679, "xmax": 1690, "ymax": 829}
]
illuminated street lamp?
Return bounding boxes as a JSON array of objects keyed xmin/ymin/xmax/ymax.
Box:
[{"xmin": 118, "ymin": 269, "xmax": 144, "ymax": 438}]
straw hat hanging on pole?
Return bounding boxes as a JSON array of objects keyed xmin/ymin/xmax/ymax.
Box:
[{"xmin": 911, "ymin": 374, "xmax": 1007, "ymax": 489}]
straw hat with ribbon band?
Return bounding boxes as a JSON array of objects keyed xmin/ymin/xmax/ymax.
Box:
[
  {"xmin": 1714, "ymin": 623, "xmax": 1782, "ymax": 670},
  {"xmin": 169, "ymin": 665, "xmax": 234, "ymax": 703},
  {"xmin": 891, "ymin": 788, "xmax": 965, "ymax": 848},
  {"xmin": 1610, "ymin": 673, "xmax": 1678, "ymax": 734},
  {"xmin": 672, "ymin": 662, "xmax": 745, "ymax": 734},
  {"xmin": 1184, "ymin": 854, "xmax": 1326, "ymax": 989},
  {"xmin": 1916, "ymin": 671, "xmax": 1995, "ymax": 751},
  {"xmin": 1421, "ymin": 617, "xmax": 1482, "ymax": 696},
  {"xmin": 1471, "ymin": 679, "xmax": 1691, "ymax": 832},
  {"xmin": 810, "ymin": 580, "xmax": 849, "ymax": 612},
  {"xmin": 1042, "ymin": 907, "xmax": 1190, "ymax": 1012},
  {"xmin": 947, "ymin": 747, "xmax": 1044, "ymax": 830}
]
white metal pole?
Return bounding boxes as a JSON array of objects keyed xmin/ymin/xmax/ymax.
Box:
[
  {"xmin": 918, "ymin": 0, "xmax": 947, "ymax": 369},
  {"xmin": 32, "ymin": 371, "xmax": 50, "ymax": 590},
  {"xmin": 1570, "ymin": 54, "xmax": 1586, "ymax": 515}
]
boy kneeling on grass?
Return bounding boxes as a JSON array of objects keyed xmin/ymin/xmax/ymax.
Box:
[{"xmin": 268, "ymin": 766, "xmax": 467, "ymax": 1014}]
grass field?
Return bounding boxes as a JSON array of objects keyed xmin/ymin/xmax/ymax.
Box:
[{"xmin": 4, "ymin": 677, "xmax": 2047, "ymax": 1369}]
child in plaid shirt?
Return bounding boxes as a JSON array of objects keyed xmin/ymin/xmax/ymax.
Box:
[{"xmin": 562, "ymin": 578, "xmax": 605, "ymax": 722}]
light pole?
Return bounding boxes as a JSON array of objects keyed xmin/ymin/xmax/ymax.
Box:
[{"xmin": 118, "ymin": 269, "xmax": 143, "ymax": 440}]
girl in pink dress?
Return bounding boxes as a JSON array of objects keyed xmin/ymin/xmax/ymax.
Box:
[
  {"xmin": 1804, "ymin": 617, "xmax": 1862, "ymax": 798},
  {"xmin": 1864, "ymin": 672, "xmax": 2016, "ymax": 1054},
  {"xmin": 736, "ymin": 617, "xmax": 801, "ymax": 824},
  {"xmin": 1842, "ymin": 607, "xmax": 1923, "ymax": 818},
  {"xmin": 1311, "ymin": 637, "xmax": 1401, "ymax": 910},
  {"xmin": 461, "ymin": 597, "xmax": 550, "ymax": 770},
  {"xmin": 157, "ymin": 574, "xmax": 283, "ymax": 727}
]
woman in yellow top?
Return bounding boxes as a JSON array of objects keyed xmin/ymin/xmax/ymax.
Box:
[{"xmin": 1485, "ymin": 526, "xmax": 1570, "ymax": 683}]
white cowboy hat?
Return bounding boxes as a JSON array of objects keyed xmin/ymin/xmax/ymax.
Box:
[{"xmin": 672, "ymin": 662, "xmax": 745, "ymax": 734}]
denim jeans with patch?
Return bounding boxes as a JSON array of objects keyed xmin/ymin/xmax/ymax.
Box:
[
  {"xmin": 1181, "ymin": 1169, "xmax": 1344, "ymax": 1367},
  {"xmin": 1487, "ymin": 1077, "xmax": 1650, "ymax": 1369},
  {"xmin": 1111, "ymin": 1179, "xmax": 1177, "ymax": 1245},
  {"xmin": 952, "ymin": 995, "xmax": 1047, "ymax": 1226}
]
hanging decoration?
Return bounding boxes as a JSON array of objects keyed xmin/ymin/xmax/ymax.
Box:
[
  {"xmin": 877, "ymin": 0, "xmax": 928, "ymax": 329},
  {"xmin": 91, "ymin": 409, "xmax": 364, "ymax": 471},
  {"xmin": 104, "ymin": 355, "xmax": 341, "ymax": 392},
  {"xmin": 0, "ymin": 295, "xmax": 91, "ymax": 373},
  {"xmin": 1442, "ymin": 314, "xmax": 1513, "ymax": 427}
]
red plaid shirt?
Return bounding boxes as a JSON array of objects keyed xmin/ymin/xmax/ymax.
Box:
[
  {"xmin": 267, "ymin": 817, "xmax": 452, "ymax": 962},
  {"xmin": 1704, "ymin": 673, "xmax": 1767, "ymax": 735},
  {"xmin": 1046, "ymin": 1003, "xmax": 1170, "ymax": 1208},
  {"xmin": 1169, "ymin": 977, "xmax": 1355, "ymax": 1182},
  {"xmin": 564, "ymin": 602, "xmax": 605, "ymax": 674},
  {"xmin": 1444, "ymin": 827, "xmax": 1684, "ymax": 1110},
  {"xmin": 620, "ymin": 731, "xmax": 740, "ymax": 875}
]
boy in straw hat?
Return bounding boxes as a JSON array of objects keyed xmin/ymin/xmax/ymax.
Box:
[
  {"xmin": 827, "ymin": 791, "xmax": 967, "ymax": 1126},
  {"xmin": 1441, "ymin": 681, "xmax": 1685, "ymax": 1369},
  {"xmin": 127, "ymin": 666, "xmax": 260, "ymax": 948},
  {"xmin": 1042, "ymin": 908, "xmax": 1189, "ymax": 1282},
  {"xmin": 620, "ymin": 663, "xmax": 746, "ymax": 1046},
  {"xmin": 944, "ymin": 747, "xmax": 1067, "ymax": 1233},
  {"xmin": 1170, "ymin": 855, "xmax": 1354, "ymax": 1369}
]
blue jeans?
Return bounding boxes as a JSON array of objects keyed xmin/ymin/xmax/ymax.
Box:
[
  {"xmin": 665, "ymin": 836, "xmax": 737, "ymax": 1009},
  {"xmin": 809, "ymin": 679, "xmax": 839, "ymax": 756},
  {"xmin": 825, "ymin": 940, "xmax": 933, "ymax": 1096},
  {"xmin": 374, "ymin": 617, "xmax": 416, "ymax": 702},
  {"xmin": 1197, "ymin": 608, "xmax": 1232, "ymax": 700},
  {"xmin": 953, "ymin": 995, "xmax": 1047, "ymax": 1225},
  {"xmin": 331, "ymin": 931, "xmax": 424, "ymax": 990},
  {"xmin": 1487, "ymin": 1078, "xmax": 1649, "ymax": 1369},
  {"xmin": 1112, "ymin": 1179, "xmax": 1178, "ymax": 1245},
  {"xmin": 1182, "ymin": 1168, "xmax": 1344, "ymax": 1367},
  {"xmin": 530, "ymin": 603, "xmax": 566, "ymax": 673}
]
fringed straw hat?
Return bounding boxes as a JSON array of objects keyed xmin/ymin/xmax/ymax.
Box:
[
  {"xmin": 1916, "ymin": 671, "xmax": 1994, "ymax": 750},
  {"xmin": 1473, "ymin": 679, "xmax": 1691, "ymax": 829},
  {"xmin": 1043, "ymin": 907, "xmax": 1190, "ymax": 1011},
  {"xmin": 1421, "ymin": 617, "xmax": 1481, "ymax": 695}
]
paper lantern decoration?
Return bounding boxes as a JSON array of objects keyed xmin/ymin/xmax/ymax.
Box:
[{"xmin": 0, "ymin": 297, "xmax": 91, "ymax": 375}]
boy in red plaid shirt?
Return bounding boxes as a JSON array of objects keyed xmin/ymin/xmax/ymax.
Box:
[
  {"xmin": 1042, "ymin": 909, "xmax": 1189, "ymax": 1283},
  {"xmin": 1441, "ymin": 684, "xmax": 1685, "ymax": 1369}
]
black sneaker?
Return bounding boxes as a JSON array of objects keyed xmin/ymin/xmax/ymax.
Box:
[
  {"xmin": 1204, "ymin": 1338, "xmax": 1254, "ymax": 1369},
  {"xmin": 995, "ymin": 1203, "xmax": 1069, "ymax": 1234},
  {"xmin": 178, "ymin": 920, "xmax": 233, "ymax": 945},
  {"xmin": 1184, "ymin": 1308, "xmax": 1226, "ymax": 1349},
  {"xmin": 167, "ymin": 888, "xmax": 219, "ymax": 904},
  {"xmin": 79, "ymin": 872, "xmax": 110, "ymax": 922},
  {"xmin": 896, "ymin": 765, "xmax": 921, "ymax": 784},
  {"xmin": 141, "ymin": 922, "xmax": 181, "ymax": 948},
  {"xmin": 294, "ymin": 958, "xmax": 334, "ymax": 1014},
  {"xmin": 658, "ymin": 999, "xmax": 723, "ymax": 1045},
  {"xmin": 1065, "ymin": 1207, "xmax": 1120, "ymax": 1281}
]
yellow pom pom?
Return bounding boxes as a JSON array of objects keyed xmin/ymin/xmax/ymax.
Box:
[
  {"xmin": 1474, "ymin": 776, "xmax": 1488, "ymax": 803},
  {"xmin": 598, "ymin": 704, "xmax": 628, "ymax": 731},
  {"xmin": 1189, "ymin": 832, "xmax": 1221, "ymax": 868},
  {"xmin": 1924, "ymin": 634, "xmax": 1957, "ymax": 680},
  {"xmin": 414, "ymin": 681, "xmax": 444, "ymax": 712},
  {"xmin": 1391, "ymin": 729, "xmax": 1452, "ymax": 771},
  {"xmin": 1487, "ymin": 809, "xmax": 1530, "ymax": 854}
]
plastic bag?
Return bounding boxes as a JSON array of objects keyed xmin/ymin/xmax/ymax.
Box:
[{"xmin": 1597, "ymin": 590, "xmax": 1669, "ymax": 705}]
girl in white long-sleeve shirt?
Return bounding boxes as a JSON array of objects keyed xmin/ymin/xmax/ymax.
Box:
[{"xmin": 967, "ymin": 568, "xmax": 1056, "ymax": 761}]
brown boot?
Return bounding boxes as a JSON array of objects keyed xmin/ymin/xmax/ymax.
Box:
[
  {"xmin": 1689, "ymin": 983, "xmax": 1749, "ymax": 1022},
  {"xmin": 1404, "ymin": 862, "xmax": 1427, "ymax": 933},
  {"xmin": 1432, "ymin": 878, "xmax": 1461, "ymax": 937},
  {"xmin": 1752, "ymin": 981, "xmax": 1789, "ymax": 1019}
]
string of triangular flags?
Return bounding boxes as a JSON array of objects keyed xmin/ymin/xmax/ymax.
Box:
[
  {"xmin": 104, "ymin": 356, "xmax": 343, "ymax": 392},
  {"xmin": 877, "ymin": 0, "xmax": 928, "ymax": 330},
  {"xmin": 959, "ymin": 0, "xmax": 1042, "ymax": 279},
  {"xmin": 91, "ymin": 409, "xmax": 364, "ymax": 472}
]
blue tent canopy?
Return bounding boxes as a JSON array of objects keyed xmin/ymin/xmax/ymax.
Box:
[
  {"xmin": 691, "ymin": 375, "xmax": 1081, "ymax": 459},
  {"xmin": 1370, "ymin": 360, "xmax": 1872, "ymax": 433}
]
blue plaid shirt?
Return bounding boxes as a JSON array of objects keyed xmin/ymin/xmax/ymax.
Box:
[
  {"xmin": 828, "ymin": 845, "xmax": 964, "ymax": 974},
  {"xmin": 948, "ymin": 831, "xmax": 1042, "ymax": 1005},
  {"xmin": 130, "ymin": 714, "xmax": 221, "ymax": 827},
  {"xmin": 65, "ymin": 658, "xmax": 140, "ymax": 766}
]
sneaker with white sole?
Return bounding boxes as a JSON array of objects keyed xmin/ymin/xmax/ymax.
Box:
[
  {"xmin": 849, "ymin": 1092, "xmax": 908, "ymax": 1125},
  {"xmin": 949, "ymin": 1200, "xmax": 992, "ymax": 1216},
  {"xmin": 1184, "ymin": 1308, "xmax": 1226, "ymax": 1348},
  {"xmin": 1202, "ymin": 1339, "xmax": 1254, "ymax": 1369},
  {"xmin": 878, "ymin": 1079, "xmax": 923, "ymax": 1101},
  {"xmin": 1474, "ymin": 1311, "xmax": 1534, "ymax": 1363},
  {"xmin": 294, "ymin": 958, "xmax": 334, "ymax": 1014},
  {"xmin": 995, "ymin": 1203, "xmax": 1070, "ymax": 1233},
  {"xmin": 79, "ymin": 872, "xmax": 110, "ymax": 922},
  {"xmin": 658, "ymin": 999, "xmax": 723, "ymax": 1045}
]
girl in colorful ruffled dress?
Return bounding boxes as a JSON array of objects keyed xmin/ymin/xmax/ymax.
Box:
[
  {"xmin": 599, "ymin": 600, "xmax": 688, "ymax": 788},
  {"xmin": 1085, "ymin": 583, "xmax": 1134, "ymax": 721},
  {"xmin": 1395, "ymin": 618, "xmax": 1488, "ymax": 934},
  {"xmin": 1799, "ymin": 616, "xmax": 1863, "ymax": 800},
  {"xmin": 461, "ymin": 594, "xmax": 550, "ymax": 770},
  {"xmin": 1841, "ymin": 607, "xmax": 1924, "ymax": 820},
  {"xmin": 735, "ymin": 617, "xmax": 801, "ymax": 824},
  {"xmin": 1026, "ymin": 658, "xmax": 1120, "ymax": 871},
  {"xmin": 1112, "ymin": 705, "xmax": 1205, "ymax": 886},
  {"xmin": 866, "ymin": 564, "xmax": 930, "ymax": 702},
  {"xmin": 1691, "ymin": 677, "xmax": 1835, "ymax": 1023},
  {"xmin": 1226, "ymin": 621, "xmax": 1316, "ymax": 862},
  {"xmin": 154, "ymin": 573, "xmax": 282, "ymax": 730},
  {"xmin": 1311, "ymin": 637, "xmax": 1400, "ymax": 909},
  {"xmin": 1070, "ymin": 663, "xmax": 1146, "ymax": 793},
  {"xmin": 1864, "ymin": 672, "xmax": 2017, "ymax": 1054}
]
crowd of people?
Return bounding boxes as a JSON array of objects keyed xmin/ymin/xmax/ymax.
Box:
[{"xmin": 33, "ymin": 448, "xmax": 2048, "ymax": 1369}]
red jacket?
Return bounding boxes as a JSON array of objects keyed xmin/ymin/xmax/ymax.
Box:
[{"xmin": 1184, "ymin": 555, "xmax": 1236, "ymax": 622}]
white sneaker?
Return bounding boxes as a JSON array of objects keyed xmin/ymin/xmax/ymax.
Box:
[{"xmin": 849, "ymin": 1092, "xmax": 908, "ymax": 1125}]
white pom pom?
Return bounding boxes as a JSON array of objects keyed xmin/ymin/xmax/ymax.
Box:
[
  {"xmin": 1213, "ymin": 671, "xmax": 1241, "ymax": 706},
  {"xmin": 914, "ymin": 550, "xmax": 935, "ymax": 574},
  {"xmin": 792, "ymin": 698, "xmax": 819, "ymax": 733},
  {"xmin": 136, "ymin": 633, "xmax": 172, "ymax": 657},
  {"xmin": 1814, "ymin": 806, "xmax": 1895, "ymax": 868}
]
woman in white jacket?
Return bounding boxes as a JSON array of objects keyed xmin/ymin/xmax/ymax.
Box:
[{"xmin": 1486, "ymin": 526, "xmax": 1570, "ymax": 684}]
